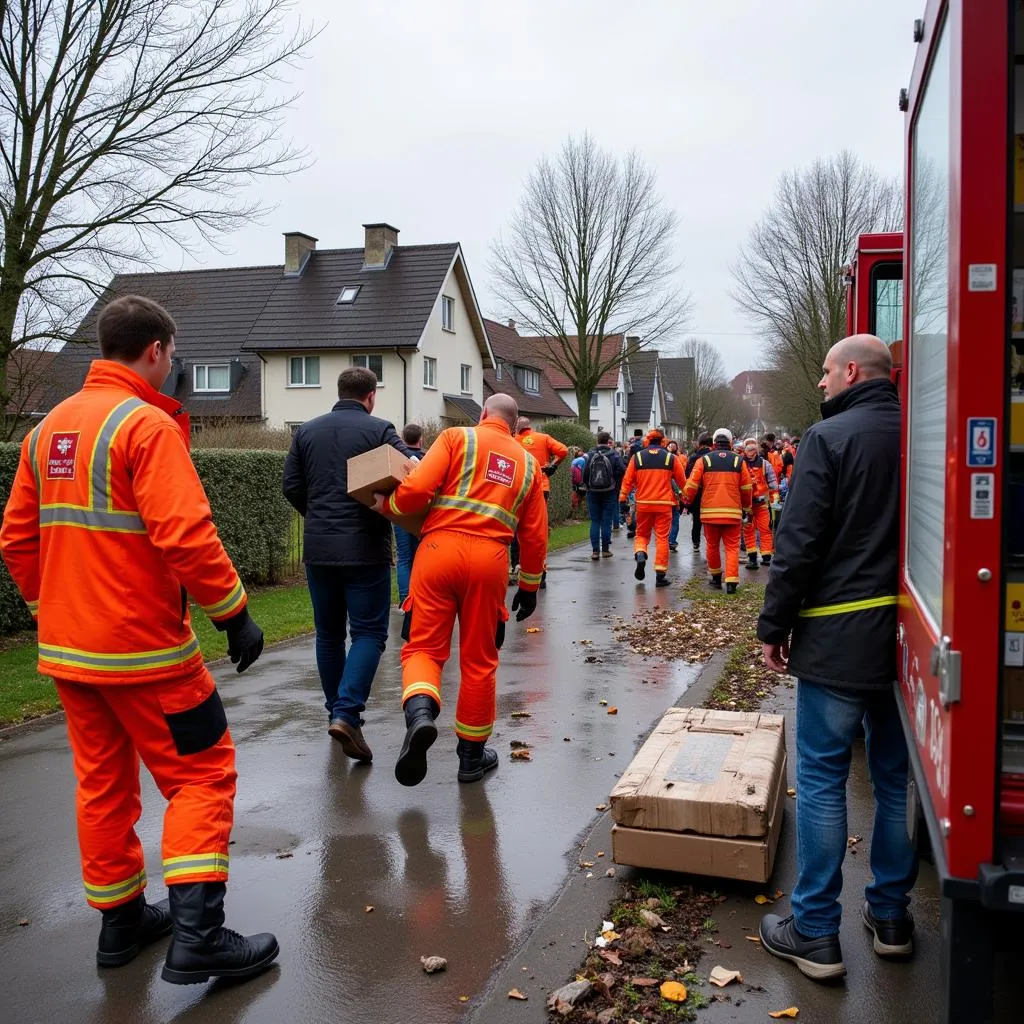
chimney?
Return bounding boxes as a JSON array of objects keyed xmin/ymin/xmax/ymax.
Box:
[
  {"xmin": 363, "ymin": 222, "xmax": 400, "ymax": 269},
  {"xmin": 507, "ymin": 319, "xmax": 516, "ymax": 330},
  {"xmin": 283, "ymin": 232, "xmax": 317, "ymax": 275},
  {"xmin": 626, "ymin": 335, "xmax": 641, "ymax": 357}
]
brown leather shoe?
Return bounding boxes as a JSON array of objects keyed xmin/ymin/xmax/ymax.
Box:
[{"xmin": 328, "ymin": 719, "xmax": 373, "ymax": 762}]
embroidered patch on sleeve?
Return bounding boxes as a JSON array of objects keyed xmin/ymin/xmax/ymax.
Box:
[
  {"xmin": 485, "ymin": 451, "xmax": 517, "ymax": 487},
  {"xmin": 46, "ymin": 432, "xmax": 80, "ymax": 480}
]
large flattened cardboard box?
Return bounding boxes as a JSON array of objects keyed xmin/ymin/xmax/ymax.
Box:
[
  {"xmin": 610, "ymin": 707, "xmax": 787, "ymax": 883},
  {"xmin": 347, "ymin": 445, "xmax": 425, "ymax": 537}
]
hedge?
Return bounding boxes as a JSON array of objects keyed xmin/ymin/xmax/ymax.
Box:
[
  {"xmin": 0, "ymin": 444, "xmax": 293, "ymax": 635},
  {"xmin": 540, "ymin": 420, "xmax": 596, "ymax": 526}
]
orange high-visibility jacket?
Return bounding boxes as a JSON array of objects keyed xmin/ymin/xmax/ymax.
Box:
[
  {"xmin": 682, "ymin": 448, "xmax": 753, "ymax": 523},
  {"xmin": 515, "ymin": 429, "xmax": 568, "ymax": 493},
  {"xmin": 386, "ymin": 418, "xmax": 549, "ymax": 590},
  {"xmin": 744, "ymin": 456, "xmax": 779, "ymax": 504},
  {"xmin": 619, "ymin": 443, "xmax": 688, "ymax": 508},
  {"xmin": 0, "ymin": 361, "xmax": 247, "ymax": 685},
  {"xmin": 766, "ymin": 448, "xmax": 784, "ymax": 481}
]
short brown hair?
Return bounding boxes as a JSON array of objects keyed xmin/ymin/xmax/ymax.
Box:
[
  {"xmin": 402, "ymin": 423, "xmax": 423, "ymax": 445},
  {"xmin": 97, "ymin": 295, "xmax": 176, "ymax": 361},
  {"xmin": 597, "ymin": 431, "xmax": 611, "ymax": 444},
  {"xmin": 337, "ymin": 366, "xmax": 377, "ymax": 400}
]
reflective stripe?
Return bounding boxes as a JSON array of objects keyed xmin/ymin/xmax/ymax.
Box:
[
  {"xmin": 664, "ymin": 452, "xmax": 671, "ymax": 466},
  {"xmin": 518, "ymin": 570, "xmax": 543, "ymax": 586},
  {"xmin": 39, "ymin": 505, "xmax": 146, "ymax": 532},
  {"xmin": 202, "ymin": 579, "xmax": 246, "ymax": 619},
  {"xmin": 26, "ymin": 599, "xmax": 38, "ymax": 614},
  {"xmin": 387, "ymin": 491, "xmax": 403, "ymax": 516},
  {"xmin": 38, "ymin": 634, "xmax": 201, "ymax": 672},
  {"xmin": 162, "ymin": 852, "xmax": 229, "ymax": 881},
  {"xmin": 27, "ymin": 424, "xmax": 42, "ymax": 494},
  {"xmin": 799, "ymin": 595, "xmax": 899, "ymax": 618},
  {"xmin": 433, "ymin": 495, "xmax": 517, "ymax": 531},
  {"xmin": 635, "ymin": 499, "xmax": 675, "ymax": 506},
  {"xmin": 84, "ymin": 869, "xmax": 146, "ymax": 904},
  {"xmin": 697, "ymin": 506, "xmax": 741, "ymax": 516},
  {"xmin": 403, "ymin": 682, "xmax": 441, "ymax": 703},
  {"xmin": 457, "ymin": 428, "xmax": 477, "ymax": 498},
  {"xmin": 511, "ymin": 449, "xmax": 536, "ymax": 516},
  {"xmin": 94, "ymin": 399, "xmax": 146, "ymax": 509},
  {"xmin": 455, "ymin": 720, "xmax": 492, "ymax": 738}
]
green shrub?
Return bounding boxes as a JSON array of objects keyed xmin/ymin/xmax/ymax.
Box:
[
  {"xmin": 536, "ymin": 421, "xmax": 594, "ymax": 526},
  {"xmin": 0, "ymin": 443, "xmax": 34, "ymax": 633},
  {"xmin": 191, "ymin": 419, "xmax": 294, "ymax": 450},
  {"xmin": 540, "ymin": 419, "xmax": 597, "ymax": 452},
  {"xmin": 192, "ymin": 450, "xmax": 293, "ymax": 585}
]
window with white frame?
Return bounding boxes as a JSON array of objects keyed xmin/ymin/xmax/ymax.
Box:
[
  {"xmin": 423, "ymin": 356, "xmax": 437, "ymax": 388},
  {"xmin": 441, "ymin": 295, "xmax": 455, "ymax": 332},
  {"xmin": 460, "ymin": 364, "xmax": 472, "ymax": 394},
  {"xmin": 337, "ymin": 285, "xmax": 360, "ymax": 304},
  {"xmin": 193, "ymin": 364, "xmax": 230, "ymax": 393},
  {"xmin": 513, "ymin": 366, "xmax": 540, "ymax": 394},
  {"xmin": 495, "ymin": 361, "xmax": 503, "ymax": 381},
  {"xmin": 351, "ymin": 353, "xmax": 384, "ymax": 384},
  {"xmin": 615, "ymin": 391, "xmax": 622, "ymax": 407},
  {"xmin": 288, "ymin": 355, "xmax": 321, "ymax": 387},
  {"xmin": 590, "ymin": 393, "xmax": 599, "ymax": 409}
]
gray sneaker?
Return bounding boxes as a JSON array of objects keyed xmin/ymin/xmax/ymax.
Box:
[{"xmin": 759, "ymin": 914, "xmax": 846, "ymax": 982}]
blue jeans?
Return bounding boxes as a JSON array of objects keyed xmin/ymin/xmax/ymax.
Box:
[
  {"xmin": 586, "ymin": 491, "xmax": 616, "ymax": 552},
  {"xmin": 394, "ymin": 526, "xmax": 419, "ymax": 604},
  {"xmin": 669, "ymin": 505, "xmax": 680, "ymax": 545},
  {"xmin": 305, "ymin": 563, "xmax": 391, "ymax": 728},
  {"xmin": 792, "ymin": 681, "xmax": 919, "ymax": 937}
]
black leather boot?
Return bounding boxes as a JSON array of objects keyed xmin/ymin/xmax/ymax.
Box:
[
  {"xmin": 457, "ymin": 738, "xmax": 499, "ymax": 783},
  {"xmin": 726, "ymin": 582, "xmax": 738, "ymax": 595},
  {"xmin": 655, "ymin": 572, "xmax": 671, "ymax": 588},
  {"xmin": 97, "ymin": 893, "xmax": 172, "ymax": 967},
  {"xmin": 395, "ymin": 695, "xmax": 440, "ymax": 787},
  {"xmin": 747, "ymin": 552, "xmax": 759, "ymax": 570},
  {"xmin": 708, "ymin": 574, "xmax": 723, "ymax": 590},
  {"xmin": 162, "ymin": 882, "xmax": 279, "ymax": 985},
  {"xmin": 762, "ymin": 554, "xmax": 772, "ymax": 567}
]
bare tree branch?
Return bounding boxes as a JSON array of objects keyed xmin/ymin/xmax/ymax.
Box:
[{"xmin": 490, "ymin": 133, "xmax": 691, "ymax": 424}]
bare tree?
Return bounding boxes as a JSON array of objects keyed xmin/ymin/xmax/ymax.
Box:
[
  {"xmin": 731, "ymin": 150, "xmax": 901, "ymax": 430},
  {"xmin": 0, "ymin": 0, "xmax": 314, "ymax": 413},
  {"xmin": 675, "ymin": 337, "xmax": 731, "ymax": 439},
  {"xmin": 491, "ymin": 133, "xmax": 691, "ymax": 425}
]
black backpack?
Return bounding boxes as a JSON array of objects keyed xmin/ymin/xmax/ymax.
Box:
[{"xmin": 584, "ymin": 448, "xmax": 615, "ymax": 492}]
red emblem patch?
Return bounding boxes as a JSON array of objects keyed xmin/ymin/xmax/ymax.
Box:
[
  {"xmin": 485, "ymin": 451, "xmax": 517, "ymax": 487},
  {"xmin": 46, "ymin": 432, "xmax": 80, "ymax": 480}
]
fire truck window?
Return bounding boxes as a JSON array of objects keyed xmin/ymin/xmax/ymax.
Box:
[
  {"xmin": 906, "ymin": 21, "xmax": 950, "ymax": 630},
  {"xmin": 869, "ymin": 263, "xmax": 903, "ymax": 344}
]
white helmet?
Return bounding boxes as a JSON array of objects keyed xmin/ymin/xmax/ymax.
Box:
[{"xmin": 713, "ymin": 427, "xmax": 733, "ymax": 445}]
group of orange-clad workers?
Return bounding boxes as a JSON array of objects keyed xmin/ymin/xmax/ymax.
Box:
[{"xmin": 620, "ymin": 426, "xmax": 789, "ymax": 595}]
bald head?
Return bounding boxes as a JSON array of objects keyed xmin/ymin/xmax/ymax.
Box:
[
  {"xmin": 819, "ymin": 334, "xmax": 893, "ymax": 400},
  {"xmin": 515, "ymin": 416, "xmax": 531, "ymax": 435},
  {"xmin": 483, "ymin": 393, "xmax": 519, "ymax": 430}
]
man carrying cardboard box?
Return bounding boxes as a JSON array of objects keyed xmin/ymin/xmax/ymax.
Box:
[
  {"xmin": 283, "ymin": 367, "xmax": 419, "ymax": 762},
  {"xmin": 374, "ymin": 394, "xmax": 548, "ymax": 786}
]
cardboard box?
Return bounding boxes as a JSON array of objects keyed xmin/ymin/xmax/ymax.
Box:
[
  {"xmin": 347, "ymin": 444, "xmax": 425, "ymax": 537},
  {"xmin": 1005, "ymin": 668, "xmax": 1024, "ymax": 723},
  {"xmin": 609, "ymin": 707, "xmax": 787, "ymax": 882}
]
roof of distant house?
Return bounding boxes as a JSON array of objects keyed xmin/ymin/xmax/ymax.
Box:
[
  {"xmin": 482, "ymin": 319, "xmax": 576, "ymax": 419},
  {"xmin": 624, "ymin": 349, "xmax": 659, "ymax": 423},
  {"xmin": 442, "ymin": 393, "xmax": 482, "ymax": 422},
  {"xmin": 523, "ymin": 334, "xmax": 624, "ymax": 390},
  {"xmin": 658, "ymin": 356, "xmax": 695, "ymax": 427}
]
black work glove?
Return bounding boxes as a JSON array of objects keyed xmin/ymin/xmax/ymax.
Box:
[
  {"xmin": 511, "ymin": 588, "xmax": 537, "ymax": 622},
  {"xmin": 541, "ymin": 464, "xmax": 557, "ymax": 477},
  {"xmin": 216, "ymin": 607, "xmax": 265, "ymax": 674},
  {"xmin": 401, "ymin": 609, "xmax": 412, "ymax": 643},
  {"xmin": 495, "ymin": 619, "xmax": 506, "ymax": 650}
]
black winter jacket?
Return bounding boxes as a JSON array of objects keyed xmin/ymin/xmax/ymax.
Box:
[
  {"xmin": 283, "ymin": 400, "xmax": 417, "ymax": 566},
  {"xmin": 756, "ymin": 378, "xmax": 901, "ymax": 689}
]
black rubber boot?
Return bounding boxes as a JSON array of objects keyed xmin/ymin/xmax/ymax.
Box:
[
  {"xmin": 162, "ymin": 882, "xmax": 279, "ymax": 985},
  {"xmin": 762, "ymin": 554, "xmax": 772, "ymax": 567},
  {"xmin": 748, "ymin": 552, "xmax": 759, "ymax": 570},
  {"xmin": 457, "ymin": 738, "xmax": 499, "ymax": 783},
  {"xmin": 726, "ymin": 582, "xmax": 738, "ymax": 595},
  {"xmin": 708, "ymin": 574, "xmax": 723, "ymax": 590},
  {"xmin": 634, "ymin": 552, "xmax": 647, "ymax": 580},
  {"xmin": 655, "ymin": 572, "xmax": 671, "ymax": 588},
  {"xmin": 97, "ymin": 893, "xmax": 172, "ymax": 967},
  {"xmin": 395, "ymin": 695, "xmax": 440, "ymax": 787}
]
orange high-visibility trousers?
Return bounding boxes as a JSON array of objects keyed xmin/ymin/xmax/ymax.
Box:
[
  {"xmin": 634, "ymin": 506, "xmax": 673, "ymax": 572},
  {"xmin": 401, "ymin": 530, "xmax": 510, "ymax": 742},
  {"xmin": 56, "ymin": 669, "xmax": 236, "ymax": 910},
  {"xmin": 704, "ymin": 523, "xmax": 742, "ymax": 583},
  {"xmin": 742, "ymin": 503, "xmax": 774, "ymax": 556}
]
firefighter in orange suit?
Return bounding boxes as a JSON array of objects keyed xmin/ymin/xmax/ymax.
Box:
[
  {"xmin": 0, "ymin": 295, "xmax": 277, "ymax": 985},
  {"xmin": 510, "ymin": 416, "xmax": 567, "ymax": 588},
  {"xmin": 377, "ymin": 394, "xmax": 548, "ymax": 787},
  {"xmin": 742, "ymin": 437, "xmax": 779, "ymax": 571},
  {"xmin": 682, "ymin": 427, "xmax": 753, "ymax": 594},
  {"xmin": 618, "ymin": 428, "xmax": 687, "ymax": 589},
  {"xmin": 764, "ymin": 433, "xmax": 784, "ymax": 482}
]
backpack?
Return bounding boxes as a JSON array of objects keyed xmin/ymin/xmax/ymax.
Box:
[
  {"xmin": 584, "ymin": 448, "xmax": 615, "ymax": 492},
  {"xmin": 571, "ymin": 462, "xmax": 583, "ymax": 487}
]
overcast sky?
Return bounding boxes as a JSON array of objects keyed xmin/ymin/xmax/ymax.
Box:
[{"xmin": 169, "ymin": 0, "xmax": 922, "ymax": 379}]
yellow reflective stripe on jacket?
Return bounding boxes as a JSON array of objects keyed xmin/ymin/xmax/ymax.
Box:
[
  {"xmin": 162, "ymin": 852, "xmax": 229, "ymax": 881},
  {"xmin": 388, "ymin": 491, "xmax": 403, "ymax": 516},
  {"xmin": 433, "ymin": 495, "xmax": 517, "ymax": 531},
  {"xmin": 798, "ymin": 595, "xmax": 899, "ymax": 618},
  {"xmin": 27, "ymin": 424, "xmax": 42, "ymax": 494},
  {"xmin": 457, "ymin": 427, "xmax": 477, "ymax": 498},
  {"xmin": 26, "ymin": 599, "xmax": 38, "ymax": 615},
  {"xmin": 202, "ymin": 579, "xmax": 246, "ymax": 619},
  {"xmin": 511, "ymin": 451, "xmax": 537, "ymax": 516},
  {"xmin": 518, "ymin": 569, "xmax": 543, "ymax": 586},
  {"xmin": 84, "ymin": 869, "xmax": 146, "ymax": 904},
  {"xmin": 700, "ymin": 506, "xmax": 742, "ymax": 517},
  {"xmin": 38, "ymin": 634, "xmax": 201, "ymax": 672}
]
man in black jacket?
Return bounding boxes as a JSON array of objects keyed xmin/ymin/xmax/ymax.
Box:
[
  {"xmin": 757, "ymin": 335, "xmax": 917, "ymax": 982},
  {"xmin": 685, "ymin": 434, "xmax": 713, "ymax": 552},
  {"xmin": 283, "ymin": 367, "xmax": 418, "ymax": 762}
]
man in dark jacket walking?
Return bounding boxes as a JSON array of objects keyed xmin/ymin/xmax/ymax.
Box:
[
  {"xmin": 582, "ymin": 431, "xmax": 625, "ymax": 559},
  {"xmin": 756, "ymin": 335, "xmax": 917, "ymax": 982},
  {"xmin": 283, "ymin": 367, "xmax": 418, "ymax": 762},
  {"xmin": 685, "ymin": 434, "xmax": 713, "ymax": 552}
]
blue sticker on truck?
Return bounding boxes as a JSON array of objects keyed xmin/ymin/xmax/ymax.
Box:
[{"xmin": 967, "ymin": 417, "xmax": 997, "ymax": 467}]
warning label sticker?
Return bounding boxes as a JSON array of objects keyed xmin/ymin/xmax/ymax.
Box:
[
  {"xmin": 46, "ymin": 432, "xmax": 80, "ymax": 480},
  {"xmin": 485, "ymin": 451, "xmax": 517, "ymax": 488}
]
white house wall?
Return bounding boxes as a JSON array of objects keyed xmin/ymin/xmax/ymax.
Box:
[{"xmin": 554, "ymin": 387, "xmax": 623, "ymax": 438}]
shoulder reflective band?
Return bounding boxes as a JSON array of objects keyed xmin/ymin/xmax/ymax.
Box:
[
  {"xmin": 38, "ymin": 634, "xmax": 201, "ymax": 672},
  {"xmin": 457, "ymin": 427, "xmax": 477, "ymax": 498},
  {"xmin": 27, "ymin": 424, "xmax": 42, "ymax": 494},
  {"xmin": 704, "ymin": 455, "xmax": 711, "ymax": 469},
  {"xmin": 432, "ymin": 495, "xmax": 518, "ymax": 531},
  {"xmin": 511, "ymin": 450, "xmax": 537, "ymax": 516},
  {"xmin": 39, "ymin": 398, "xmax": 148, "ymax": 532},
  {"xmin": 798, "ymin": 595, "xmax": 899, "ymax": 618}
]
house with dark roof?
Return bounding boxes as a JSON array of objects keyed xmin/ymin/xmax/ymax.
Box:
[
  {"xmin": 481, "ymin": 320, "xmax": 575, "ymax": 421},
  {"xmin": 621, "ymin": 347, "xmax": 663, "ymax": 437},
  {"xmin": 658, "ymin": 356, "xmax": 695, "ymax": 437},
  {"xmin": 48, "ymin": 224, "xmax": 494, "ymax": 430}
]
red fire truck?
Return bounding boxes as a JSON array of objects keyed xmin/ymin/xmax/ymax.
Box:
[{"xmin": 865, "ymin": 3, "xmax": 1024, "ymax": 1020}]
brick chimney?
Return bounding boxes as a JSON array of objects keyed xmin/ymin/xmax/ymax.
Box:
[
  {"xmin": 626, "ymin": 335, "xmax": 642, "ymax": 357},
  {"xmin": 507, "ymin": 319, "xmax": 516, "ymax": 330},
  {"xmin": 283, "ymin": 232, "xmax": 317, "ymax": 275},
  {"xmin": 363, "ymin": 223, "xmax": 399, "ymax": 269}
]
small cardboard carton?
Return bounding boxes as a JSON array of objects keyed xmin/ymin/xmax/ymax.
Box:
[
  {"xmin": 347, "ymin": 444, "xmax": 425, "ymax": 537},
  {"xmin": 610, "ymin": 707, "xmax": 787, "ymax": 883}
]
